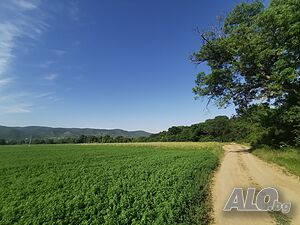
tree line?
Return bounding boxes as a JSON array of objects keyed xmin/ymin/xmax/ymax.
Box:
[
  {"xmin": 0, "ymin": 135, "xmax": 149, "ymax": 145},
  {"xmin": 150, "ymin": 105, "xmax": 299, "ymax": 147},
  {"xmin": 1, "ymin": 104, "xmax": 298, "ymax": 147}
]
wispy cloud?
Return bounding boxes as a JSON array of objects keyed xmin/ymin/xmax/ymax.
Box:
[
  {"xmin": 51, "ymin": 49, "xmax": 67, "ymax": 57},
  {"xmin": 0, "ymin": 92, "xmax": 32, "ymax": 114},
  {"xmin": 12, "ymin": 0, "xmax": 38, "ymax": 10},
  {"xmin": 1, "ymin": 104, "xmax": 32, "ymax": 113},
  {"xmin": 0, "ymin": 90, "xmax": 60, "ymax": 114},
  {"xmin": 34, "ymin": 91, "xmax": 60, "ymax": 102},
  {"xmin": 0, "ymin": 22, "xmax": 20, "ymax": 79},
  {"xmin": 34, "ymin": 92, "xmax": 53, "ymax": 98},
  {"xmin": 38, "ymin": 60, "xmax": 55, "ymax": 68},
  {"xmin": 69, "ymin": 1, "xmax": 80, "ymax": 21},
  {"xmin": 0, "ymin": 0, "xmax": 47, "ymax": 113},
  {"xmin": 44, "ymin": 73, "xmax": 58, "ymax": 81},
  {"xmin": 0, "ymin": 92, "xmax": 27, "ymax": 102},
  {"xmin": 0, "ymin": 78, "xmax": 13, "ymax": 87},
  {"xmin": 0, "ymin": 0, "xmax": 46, "ymax": 85}
]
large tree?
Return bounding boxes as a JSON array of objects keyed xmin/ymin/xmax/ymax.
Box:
[{"xmin": 192, "ymin": 0, "xmax": 300, "ymax": 112}]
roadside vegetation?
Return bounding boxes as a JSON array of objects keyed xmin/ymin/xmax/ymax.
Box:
[
  {"xmin": 253, "ymin": 147, "xmax": 300, "ymax": 177},
  {"xmin": 0, "ymin": 143, "xmax": 222, "ymax": 225}
]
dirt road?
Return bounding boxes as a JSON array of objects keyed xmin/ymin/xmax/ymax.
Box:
[{"xmin": 212, "ymin": 144, "xmax": 300, "ymax": 225}]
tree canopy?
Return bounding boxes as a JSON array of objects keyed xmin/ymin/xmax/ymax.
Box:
[{"xmin": 192, "ymin": 0, "xmax": 300, "ymax": 111}]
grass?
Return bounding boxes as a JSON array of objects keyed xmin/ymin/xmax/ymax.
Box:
[
  {"xmin": 253, "ymin": 147, "xmax": 300, "ymax": 177},
  {"xmin": 269, "ymin": 211, "xmax": 291, "ymax": 225},
  {"xmin": 0, "ymin": 142, "xmax": 223, "ymax": 225}
]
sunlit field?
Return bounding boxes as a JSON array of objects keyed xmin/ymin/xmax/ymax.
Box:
[{"xmin": 0, "ymin": 142, "xmax": 223, "ymax": 225}]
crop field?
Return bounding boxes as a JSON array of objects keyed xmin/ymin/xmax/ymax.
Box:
[{"xmin": 0, "ymin": 142, "xmax": 223, "ymax": 225}]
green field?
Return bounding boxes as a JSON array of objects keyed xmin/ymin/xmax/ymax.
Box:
[
  {"xmin": 253, "ymin": 147, "xmax": 300, "ymax": 177},
  {"xmin": 0, "ymin": 142, "xmax": 223, "ymax": 225}
]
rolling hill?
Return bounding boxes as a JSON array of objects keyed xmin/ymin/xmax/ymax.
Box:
[{"xmin": 0, "ymin": 125, "xmax": 152, "ymax": 140}]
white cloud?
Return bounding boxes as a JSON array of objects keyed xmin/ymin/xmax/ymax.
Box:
[
  {"xmin": 38, "ymin": 60, "xmax": 55, "ymax": 68},
  {"xmin": 0, "ymin": 78, "xmax": 13, "ymax": 87},
  {"xmin": 0, "ymin": 1, "xmax": 51, "ymax": 114},
  {"xmin": 0, "ymin": 0, "xmax": 46, "ymax": 86},
  {"xmin": 12, "ymin": 0, "xmax": 38, "ymax": 10},
  {"xmin": 0, "ymin": 90, "xmax": 59, "ymax": 114},
  {"xmin": 34, "ymin": 91, "xmax": 60, "ymax": 102},
  {"xmin": 34, "ymin": 92, "xmax": 53, "ymax": 98},
  {"xmin": 69, "ymin": 1, "xmax": 79, "ymax": 21},
  {"xmin": 1, "ymin": 104, "xmax": 31, "ymax": 113},
  {"xmin": 0, "ymin": 95, "xmax": 12, "ymax": 102},
  {"xmin": 44, "ymin": 73, "xmax": 58, "ymax": 81},
  {"xmin": 0, "ymin": 23, "xmax": 20, "ymax": 78},
  {"xmin": 51, "ymin": 49, "xmax": 67, "ymax": 56},
  {"xmin": 0, "ymin": 90, "xmax": 60, "ymax": 115},
  {"xmin": 0, "ymin": 92, "xmax": 26, "ymax": 102},
  {"xmin": 0, "ymin": 92, "xmax": 32, "ymax": 114}
]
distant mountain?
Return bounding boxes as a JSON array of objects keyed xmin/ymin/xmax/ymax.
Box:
[{"xmin": 0, "ymin": 125, "xmax": 152, "ymax": 140}]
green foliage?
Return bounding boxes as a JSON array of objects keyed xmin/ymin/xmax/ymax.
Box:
[
  {"xmin": 149, "ymin": 108, "xmax": 299, "ymax": 147},
  {"xmin": 192, "ymin": 0, "xmax": 300, "ymax": 110},
  {"xmin": 234, "ymin": 103, "xmax": 300, "ymax": 147},
  {"xmin": 191, "ymin": 0, "xmax": 300, "ymax": 147},
  {"xmin": 0, "ymin": 143, "xmax": 222, "ymax": 225},
  {"xmin": 150, "ymin": 116, "xmax": 237, "ymax": 142}
]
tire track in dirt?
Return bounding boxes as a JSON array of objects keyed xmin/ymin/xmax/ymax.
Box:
[{"xmin": 212, "ymin": 144, "xmax": 300, "ymax": 225}]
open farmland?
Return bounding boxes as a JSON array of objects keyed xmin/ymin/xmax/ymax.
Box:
[{"xmin": 0, "ymin": 142, "xmax": 223, "ymax": 225}]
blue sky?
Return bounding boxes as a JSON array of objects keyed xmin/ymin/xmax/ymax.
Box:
[{"xmin": 0, "ymin": 0, "xmax": 252, "ymax": 133}]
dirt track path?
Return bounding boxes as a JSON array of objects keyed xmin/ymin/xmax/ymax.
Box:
[{"xmin": 212, "ymin": 144, "xmax": 300, "ymax": 225}]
